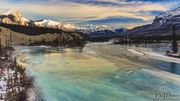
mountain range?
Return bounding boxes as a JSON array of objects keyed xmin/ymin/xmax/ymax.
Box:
[
  {"xmin": 1, "ymin": 7, "xmax": 180, "ymax": 44},
  {"xmin": 0, "ymin": 9, "xmax": 87, "ymax": 46},
  {"xmin": 87, "ymin": 28, "xmax": 126, "ymax": 42},
  {"xmin": 77, "ymin": 24, "xmax": 126, "ymax": 42},
  {"xmin": 0, "ymin": 9, "xmax": 124, "ymax": 36},
  {"xmin": 0, "ymin": 9, "xmax": 76, "ymax": 31}
]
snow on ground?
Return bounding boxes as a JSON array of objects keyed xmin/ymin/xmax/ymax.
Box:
[
  {"xmin": 0, "ymin": 62, "xmax": 10, "ymax": 100},
  {"xmin": 0, "ymin": 60, "xmax": 25, "ymax": 101},
  {"xmin": 128, "ymin": 48, "xmax": 180, "ymax": 64},
  {"xmin": 26, "ymin": 87, "xmax": 38, "ymax": 101},
  {"xmin": 128, "ymin": 49, "xmax": 144, "ymax": 56}
]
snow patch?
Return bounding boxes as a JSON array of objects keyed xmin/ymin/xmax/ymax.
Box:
[
  {"xmin": 128, "ymin": 49, "xmax": 144, "ymax": 56},
  {"xmin": 34, "ymin": 20, "xmax": 62, "ymax": 28},
  {"xmin": 128, "ymin": 48, "xmax": 180, "ymax": 63}
]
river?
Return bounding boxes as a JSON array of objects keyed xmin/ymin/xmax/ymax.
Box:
[{"xmin": 14, "ymin": 43, "xmax": 180, "ymax": 101}]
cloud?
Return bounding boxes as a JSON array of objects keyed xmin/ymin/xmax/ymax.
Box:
[
  {"xmin": 82, "ymin": 16, "xmax": 144, "ymax": 24},
  {"xmin": 3, "ymin": 1, "xmax": 173, "ymax": 20},
  {"xmin": 0, "ymin": 0, "xmax": 178, "ymax": 28}
]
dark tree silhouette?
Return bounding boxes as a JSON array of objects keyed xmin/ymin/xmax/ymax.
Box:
[{"xmin": 172, "ymin": 25, "xmax": 178, "ymax": 53}]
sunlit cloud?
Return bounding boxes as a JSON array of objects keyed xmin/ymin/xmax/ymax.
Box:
[{"xmin": 0, "ymin": 0, "xmax": 178, "ymax": 28}]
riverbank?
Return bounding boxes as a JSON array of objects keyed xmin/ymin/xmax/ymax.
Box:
[{"xmin": 0, "ymin": 46, "xmax": 38, "ymax": 101}]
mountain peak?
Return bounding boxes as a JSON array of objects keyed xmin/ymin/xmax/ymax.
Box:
[
  {"xmin": 0, "ymin": 9, "xmax": 19, "ymax": 16},
  {"xmin": 156, "ymin": 7, "xmax": 180, "ymax": 19},
  {"xmin": 174, "ymin": 7, "xmax": 180, "ymax": 11},
  {"xmin": 123, "ymin": 6, "xmax": 180, "ymax": 36},
  {"xmin": 34, "ymin": 19, "xmax": 61, "ymax": 28},
  {"xmin": 34, "ymin": 19, "xmax": 77, "ymax": 31},
  {"xmin": 0, "ymin": 8, "xmax": 29, "ymax": 25},
  {"xmin": 153, "ymin": 7, "xmax": 180, "ymax": 25}
]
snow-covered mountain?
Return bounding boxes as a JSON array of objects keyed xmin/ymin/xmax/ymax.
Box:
[
  {"xmin": 0, "ymin": 9, "xmax": 126, "ymax": 33},
  {"xmin": 153, "ymin": 7, "xmax": 180, "ymax": 25},
  {"xmin": 34, "ymin": 20, "xmax": 76, "ymax": 31},
  {"xmin": 34, "ymin": 20, "xmax": 62, "ymax": 28},
  {"xmin": 77, "ymin": 24, "xmax": 125, "ymax": 32},
  {"xmin": 0, "ymin": 9, "xmax": 76, "ymax": 31},
  {"xmin": 0, "ymin": 9, "xmax": 30, "ymax": 26},
  {"xmin": 123, "ymin": 7, "xmax": 180, "ymax": 36},
  {"xmin": 78, "ymin": 24, "xmax": 126, "ymax": 41},
  {"xmin": 62, "ymin": 24, "xmax": 76, "ymax": 31}
]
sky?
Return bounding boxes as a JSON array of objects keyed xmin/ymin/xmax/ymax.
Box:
[{"xmin": 0, "ymin": 0, "xmax": 180, "ymax": 28}]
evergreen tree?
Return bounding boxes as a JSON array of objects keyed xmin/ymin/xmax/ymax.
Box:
[{"xmin": 172, "ymin": 25, "xmax": 178, "ymax": 53}]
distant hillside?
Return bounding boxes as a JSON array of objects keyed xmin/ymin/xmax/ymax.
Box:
[
  {"xmin": 88, "ymin": 28, "xmax": 125, "ymax": 42},
  {"xmin": 0, "ymin": 25, "xmax": 87, "ymax": 46},
  {"xmin": 84, "ymin": 27, "xmax": 126, "ymax": 42},
  {"xmin": 0, "ymin": 23, "xmax": 63, "ymax": 35}
]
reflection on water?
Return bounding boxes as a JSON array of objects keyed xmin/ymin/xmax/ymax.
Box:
[
  {"xmin": 171, "ymin": 62, "xmax": 177, "ymax": 73},
  {"xmin": 145, "ymin": 59, "xmax": 180, "ymax": 75},
  {"xmin": 15, "ymin": 44, "xmax": 180, "ymax": 101}
]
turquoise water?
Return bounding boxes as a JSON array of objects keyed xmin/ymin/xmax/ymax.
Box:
[{"xmin": 15, "ymin": 44, "xmax": 180, "ymax": 101}]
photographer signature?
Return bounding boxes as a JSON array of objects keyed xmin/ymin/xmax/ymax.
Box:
[{"xmin": 154, "ymin": 92, "xmax": 179, "ymax": 101}]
